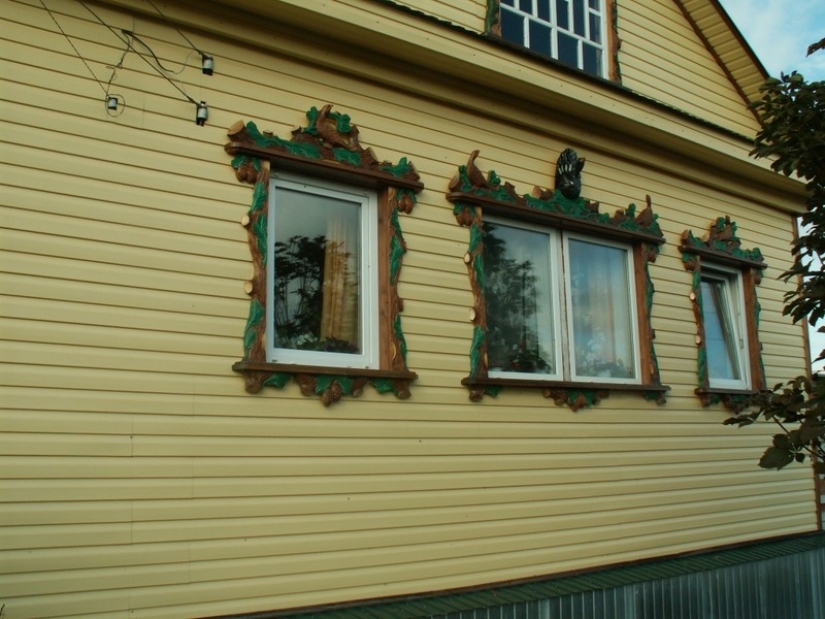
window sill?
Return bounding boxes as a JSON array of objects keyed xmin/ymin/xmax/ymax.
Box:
[
  {"xmin": 462, "ymin": 376, "xmax": 670, "ymax": 411},
  {"xmin": 234, "ymin": 362, "xmax": 417, "ymax": 406},
  {"xmin": 695, "ymin": 387, "xmax": 758, "ymax": 412}
]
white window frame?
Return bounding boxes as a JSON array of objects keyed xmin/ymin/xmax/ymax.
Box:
[
  {"xmin": 498, "ymin": 0, "xmax": 607, "ymax": 77},
  {"xmin": 266, "ymin": 171, "xmax": 379, "ymax": 369},
  {"xmin": 485, "ymin": 217, "xmax": 564, "ymax": 381},
  {"xmin": 700, "ymin": 264, "xmax": 751, "ymax": 391},
  {"xmin": 563, "ymin": 232, "xmax": 641, "ymax": 384},
  {"xmin": 485, "ymin": 219, "xmax": 640, "ymax": 384}
]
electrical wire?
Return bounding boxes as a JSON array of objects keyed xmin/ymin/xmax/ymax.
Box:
[
  {"xmin": 144, "ymin": 0, "xmax": 207, "ymax": 57},
  {"xmin": 40, "ymin": 0, "xmax": 108, "ymax": 96},
  {"xmin": 77, "ymin": 0, "xmax": 199, "ymax": 106}
]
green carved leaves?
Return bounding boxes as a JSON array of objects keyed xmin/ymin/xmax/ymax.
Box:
[{"xmin": 243, "ymin": 299, "xmax": 264, "ymax": 359}]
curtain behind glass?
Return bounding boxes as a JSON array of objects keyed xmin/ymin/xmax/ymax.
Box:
[
  {"xmin": 568, "ymin": 239, "xmax": 635, "ymax": 379},
  {"xmin": 273, "ymin": 187, "xmax": 361, "ymax": 354}
]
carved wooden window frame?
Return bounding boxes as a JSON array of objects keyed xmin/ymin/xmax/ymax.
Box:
[
  {"xmin": 227, "ymin": 105, "xmax": 423, "ymax": 406},
  {"xmin": 447, "ymin": 150, "xmax": 668, "ymax": 410},
  {"xmin": 680, "ymin": 217, "xmax": 767, "ymax": 412},
  {"xmin": 485, "ymin": 0, "xmax": 622, "ymax": 82}
]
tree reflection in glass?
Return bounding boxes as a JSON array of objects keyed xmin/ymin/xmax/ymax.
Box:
[{"xmin": 482, "ymin": 221, "xmax": 555, "ymax": 375}]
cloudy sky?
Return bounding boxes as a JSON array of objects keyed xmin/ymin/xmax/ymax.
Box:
[{"xmin": 719, "ymin": 0, "xmax": 825, "ymax": 80}]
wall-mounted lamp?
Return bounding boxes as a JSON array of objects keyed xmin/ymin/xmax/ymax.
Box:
[
  {"xmin": 201, "ymin": 53, "xmax": 214, "ymax": 75},
  {"xmin": 106, "ymin": 95, "xmax": 119, "ymax": 111},
  {"xmin": 196, "ymin": 101, "xmax": 208, "ymax": 126}
]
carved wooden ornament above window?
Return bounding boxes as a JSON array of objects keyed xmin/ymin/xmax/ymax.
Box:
[
  {"xmin": 226, "ymin": 104, "xmax": 423, "ymax": 406},
  {"xmin": 447, "ymin": 149, "xmax": 668, "ymax": 410}
]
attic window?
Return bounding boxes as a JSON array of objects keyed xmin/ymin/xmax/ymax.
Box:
[{"xmin": 491, "ymin": 0, "xmax": 610, "ymax": 77}]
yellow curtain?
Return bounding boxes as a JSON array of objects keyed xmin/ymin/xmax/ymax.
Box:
[{"xmin": 320, "ymin": 216, "xmax": 359, "ymax": 348}]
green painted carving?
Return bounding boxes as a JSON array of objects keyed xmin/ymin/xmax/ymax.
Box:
[
  {"xmin": 610, "ymin": 0, "xmax": 622, "ymax": 83},
  {"xmin": 390, "ymin": 216, "xmax": 405, "ymax": 283},
  {"xmin": 243, "ymin": 299, "xmax": 264, "ymax": 360},
  {"xmin": 248, "ymin": 180, "xmax": 267, "ymax": 214},
  {"xmin": 469, "ymin": 325, "xmax": 486, "ymax": 378},
  {"xmin": 382, "ymin": 158, "xmax": 415, "ymax": 179},
  {"xmin": 252, "ymin": 211, "xmax": 267, "ymax": 267},
  {"xmin": 485, "ymin": 0, "xmax": 501, "ymax": 34},
  {"xmin": 484, "ymin": 385, "xmax": 502, "ymax": 398},
  {"xmin": 262, "ymin": 373, "xmax": 290, "ymax": 389},
  {"xmin": 393, "ymin": 315, "xmax": 408, "ymax": 362},
  {"xmin": 449, "ymin": 153, "xmax": 662, "ymax": 241},
  {"xmin": 333, "ymin": 148, "xmax": 361, "ymax": 166},
  {"xmin": 642, "ymin": 242, "xmax": 662, "ymax": 385},
  {"xmin": 243, "ymin": 120, "xmax": 321, "ymax": 159},
  {"xmin": 681, "ymin": 218, "xmax": 764, "ymax": 264}
]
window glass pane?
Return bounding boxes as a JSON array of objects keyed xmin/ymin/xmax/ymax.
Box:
[
  {"xmin": 556, "ymin": 0, "xmax": 570, "ymax": 30},
  {"xmin": 568, "ymin": 239, "xmax": 635, "ymax": 379},
  {"xmin": 501, "ymin": 0, "xmax": 516, "ymax": 6},
  {"xmin": 500, "ymin": 9, "xmax": 525, "ymax": 44},
  {"xmin": 537, "ymin": 0, "xmax": 550, "ymax": 21},
  {"xmin": 700, "ymin": 277, "xmax": 742, "ymax": 381},
  {"xmin": 588, "ymin": 0, "xmax": 600, "ymax": 9},
  {"xmin": 588, "ymin": 12, "xmax": 601, "ymax": 43},
  {"xmin": 557, "ymin": 32, "xmax": 578, "ymax": 67},
  {"xmin": 483, "ymin": 222, "xmax": 556, "ymax": 375},
  {"xmin": 519, "ymin": 0, "xmax": 533, "ymax": 13},
  {"xmin": 273, "ymin": 187, "xmax": 362, "ymax": 355},
  {"xmin": 573, "ymin": 0, "xmax": 586, "ymax": 36},
  {"xmin": 529, "ymin": 21, "xmax": 552, "ymax": 55},
  {"xmin": 582, "ymin": 44, "xmax": 601, "ymax": 75}
]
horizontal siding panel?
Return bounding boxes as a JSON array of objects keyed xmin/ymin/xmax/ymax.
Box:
[{"xmin": 0, "ymin": 1, "xmax": 815, "ymax": 617}]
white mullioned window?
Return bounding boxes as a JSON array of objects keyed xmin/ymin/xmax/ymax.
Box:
[
  {"xmin": 498, "ymin": 0, "xmax": 607, "ymax": 76},
  {"xmin": 483, "ymin": 218, "xmax": 640, "ymax": 383},
  {"xmin": 699, "ymin": 265, "xmax": 750, "ymax": 390},
  {"xmin": 266, "ymin": 172, "xmax": 379, "ymax": 369}
]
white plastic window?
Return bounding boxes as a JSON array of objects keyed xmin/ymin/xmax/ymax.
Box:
[
  {"xmin": 483, "ymin": 219, "xmax": 639, "ymax": 383},
  {"xmin": 267, "ymin": 172, "xmax": 379, "ymax": 369},
  {"xmin": 700, "ymin": 266, "xmax": 750, "ymax": 390}
]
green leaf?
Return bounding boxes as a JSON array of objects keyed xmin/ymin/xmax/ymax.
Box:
[{"xmin": 759, "ymin": 446, "xmax": 795, "ymax": 470}]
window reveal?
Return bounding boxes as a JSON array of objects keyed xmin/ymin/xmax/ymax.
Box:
[{"xmin": 448, "ymin": 149, "xmax": 667, "ymax": 409}]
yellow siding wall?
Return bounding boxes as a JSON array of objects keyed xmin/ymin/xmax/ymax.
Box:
[
  {"xmin": 618, "ymin": 0, "xmax": 761, "ymax": 136},
  {"xmin": 0, "ymin": 1, "xmax": 814, "ymax": 618},
  {"xmin": 398, "ymin": 0, "xmax": 761, "ymax": 137}
]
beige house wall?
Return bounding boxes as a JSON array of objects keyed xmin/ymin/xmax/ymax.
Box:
[{"xmin": 0, "ymin": 1, "xmax": 815, "ymax": 618}]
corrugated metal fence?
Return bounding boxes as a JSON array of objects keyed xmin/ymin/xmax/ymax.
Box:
[{"xmin": 426, "ymin": 546, "xmax": 825, "ymax": 619}]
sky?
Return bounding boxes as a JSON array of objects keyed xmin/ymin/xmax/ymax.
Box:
[
  {"xmin": 718, "ymin": 0, "xmax": 825, "ymax": 370},
  {"xmin": 719, "ymin": 0, "xmax": 825, "ymax": 81}
]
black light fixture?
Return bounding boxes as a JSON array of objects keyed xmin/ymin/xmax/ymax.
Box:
[
  {"xmin": 106, "ymin": 95, "xmax": 119, "ymax": 111},
  {"xmin": 201, "ymin": 53, "xmax": 214, "ymax": 75},
  {"xmin": 196, "ymin": 101, "xmax": 208, "ymax": 126}
]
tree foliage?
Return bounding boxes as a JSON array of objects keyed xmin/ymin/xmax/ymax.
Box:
[{"xmin": 725, "ymin": 54, "xmax": 825, "ymax": 473}]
